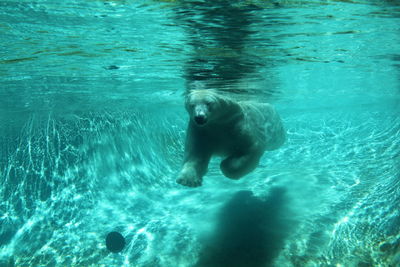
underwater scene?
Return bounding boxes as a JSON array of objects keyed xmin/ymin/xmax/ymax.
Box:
[{"xmin": 1, "ymin": 0, "xmax": 399, "ymax": 266}]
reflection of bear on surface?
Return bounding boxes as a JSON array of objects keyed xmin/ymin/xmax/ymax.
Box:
[{"xmin": 177, "ymin": 89, "xmax": 286, "ymax": 187}]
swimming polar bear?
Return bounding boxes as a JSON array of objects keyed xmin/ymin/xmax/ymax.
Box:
[{"xmin": 177, "ymin": 89, "xmax": 285, "ymax": 187}]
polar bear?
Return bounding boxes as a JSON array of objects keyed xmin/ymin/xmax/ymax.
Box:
[{"xmin": 177, "ymin": 89, "xmax": 285, "ymax": 187}]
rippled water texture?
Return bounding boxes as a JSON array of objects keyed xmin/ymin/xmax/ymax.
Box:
[{"xmin": 1, "ymin": 0, "xmax": 400, "ymax": 266}]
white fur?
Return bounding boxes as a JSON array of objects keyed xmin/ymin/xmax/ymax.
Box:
[{"xmin": 177, "ymin": 90, "xmax": 285, "ymax": 187}]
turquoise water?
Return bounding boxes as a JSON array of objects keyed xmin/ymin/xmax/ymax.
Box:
[{"xmin": 1, "ymin": 0, "xmax": 399, "ymax": 266}]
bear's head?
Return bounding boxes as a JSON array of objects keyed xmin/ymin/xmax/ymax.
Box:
[{"xmin": 185, "ymin": 90, "xmax": 226, "ymax": 127}]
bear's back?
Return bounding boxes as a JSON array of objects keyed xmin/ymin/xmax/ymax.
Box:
[{"xmin": 240, "ymin": 102, "xmax": 286, "ymax": 151}]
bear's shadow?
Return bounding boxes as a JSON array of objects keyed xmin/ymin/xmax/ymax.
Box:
[{"xmin": 195, "ymin": 188, "xmax": 290, "ymax": 267}]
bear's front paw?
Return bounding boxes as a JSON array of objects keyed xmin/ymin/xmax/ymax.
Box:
[{"xmin": 177, "ymin": 170, "xmax": 202, "ymax": 188}]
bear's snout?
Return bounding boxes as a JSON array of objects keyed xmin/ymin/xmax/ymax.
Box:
[
  {"xmin": 194, "ymin": 114, "xmax": 207, "ymax": 125},
  {"xmin": 193, "ymin": 104, "xmax": 208, "ymax": 126}
]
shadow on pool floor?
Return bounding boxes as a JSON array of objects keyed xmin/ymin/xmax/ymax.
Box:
[{"xmin": 195, "ymin": 187, "xmax": 291, "ymax": 267}]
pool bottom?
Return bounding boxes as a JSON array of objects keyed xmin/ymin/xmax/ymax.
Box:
[{"xmin": 0, "ymin": 109, "xmax": 399, "ymax": 266}]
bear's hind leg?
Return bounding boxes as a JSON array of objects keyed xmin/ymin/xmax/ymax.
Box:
[{"xmin": 220, "ymin": 152, "xmax": 263, "ymax": 180}]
